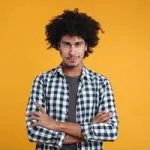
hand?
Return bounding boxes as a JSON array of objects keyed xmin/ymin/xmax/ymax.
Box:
[
  {"xmin": 27, "ymin": 103, "xmax": 59, "ymax": 131},
  {"xmin": 92, "ymin": 112, "xmax": 112, "ymax": 123}
]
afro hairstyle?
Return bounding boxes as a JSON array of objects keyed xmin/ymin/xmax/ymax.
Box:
[{"xmin": 45, "ymin": 8, "xmax": 104, "ymax": 57}]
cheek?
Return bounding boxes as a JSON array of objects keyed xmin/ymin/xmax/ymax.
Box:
[
  {"xmin": 80, "ymin": 50, "xmax": 86, "ymax": 56},
  {"xmin": 60, "ymin": 51, "xmax": 68, "ymax": 58}
]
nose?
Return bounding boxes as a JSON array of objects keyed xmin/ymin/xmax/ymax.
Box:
[{"xmin": 69, "ymin": 45, "xmax": 76, "ymax": 55}]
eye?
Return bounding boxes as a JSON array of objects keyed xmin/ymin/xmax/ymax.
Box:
[
  {"xmin": 75, "ymin": 42, "xmax": 83, "ymax": 47},
  {"xmin": 62, "ymin": 42, "xmax": 70, "ymax": 47},
  {"xmin": 64, "ymin": 43, "xmax": 69, "ymax": 46}
]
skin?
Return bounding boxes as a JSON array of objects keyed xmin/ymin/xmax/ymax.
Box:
[
  {"xmin": 27, "ymin": 35, "xmax": 112, "ymax": 144},
  {"xmin": 58, "ymin": 35, "xmax": 87, "ymax": 76},
  {"xmin": 27, "ymin": 103, "xmax": 111, "ymax": 143}
]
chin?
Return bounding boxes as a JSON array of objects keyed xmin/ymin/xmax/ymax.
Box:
[
  {"xmin": 63, "ymin": 59, "xmax": 82, "ymax": 68},
  {"xmin": 66, "ymin": 62, "xmax": 80, "ymax": 68},
  {"xmin": 67, "ymin": 64, "xmax": 78, "ymax": 68}
]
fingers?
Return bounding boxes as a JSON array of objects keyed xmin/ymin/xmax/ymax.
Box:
[
  {"xmin": 27, "ymin": 114, "xmax": 39, "ymax": 121},
  {"xmin": 93, "ymin": 112, "xmax": 106, "ymax": 123},
  {"xmin": 93, "ymin": 113, "xmax": 108, "ymax": 123},
  {"xmin": 35, "ymin": 102, "xmax": 46, "ymax": 114},
  {"xmin": 26, "ymin": 101, "xmax": 46, "ymax": 117},
  {"xmin": 93, "ymin": 112, "xmax": 105, "ymax": 122},
  {"xmin": 26, "ymin": 101, "xmax": 47, "ymax": 127},
  {"xmin": 27, "ymin": 103, "xmax": 46, "ymax": 120},
  {"xmin": 30, "ymin": 121, "xmax": 40, "ymax": 127},
  {"xmin": 27, "ymin": 111, "xmax": 41, "ymax": 125},
  {"xmin": 92, "ymin": 112, "xmax": 112, "ymax": 123},
  {"xmin": 27, "ymin": 111, "xmax": 40, "ymax": 117}
]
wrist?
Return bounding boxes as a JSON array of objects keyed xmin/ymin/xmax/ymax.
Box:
[
  {"xmin": 56, "ymin": 121, "xmax": 65, "ymax": 132},
  {"xmin": 54, "ymin": 121, "xmax": 61, "ymax": 131}
]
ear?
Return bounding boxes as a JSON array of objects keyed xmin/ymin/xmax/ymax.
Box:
[
  {"xmin": 57, "ymin": 44, "xmax": 61, "ymax": 52},
  {"xmin": 85, "ymin": 44, "xmax": 87, "ymax": 51},
  {"xmin": 58, "ymin": 47, "xmax": 62, "ymax": 55}
]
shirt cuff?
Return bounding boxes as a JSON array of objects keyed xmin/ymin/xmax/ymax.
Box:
[
  {"xmin": 80, "ymin": 122, "xmax": 94, "ymax": 142},
  {"xmin": 56, "ymin": 132, "xmax": 66, "ymax": 148}
]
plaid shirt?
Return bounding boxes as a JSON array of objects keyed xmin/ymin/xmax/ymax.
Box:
[{"xmin": 26, "ymin": 65, "xmax": 119, "ymax": 150}]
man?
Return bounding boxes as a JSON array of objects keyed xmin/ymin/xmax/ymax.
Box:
[{"xmin": 26, "ymin": 8, "xmax": 119, "ymax": 150}]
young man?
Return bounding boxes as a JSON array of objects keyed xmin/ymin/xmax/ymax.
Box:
[{"xmin": 26, "ymin": 8, "xmax": 119, "ymax": 150}]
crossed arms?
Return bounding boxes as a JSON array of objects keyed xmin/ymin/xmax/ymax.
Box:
[
  {"xmin": 26, "ymin": 75, "xmax": 118, "ymax": 147},
  {"xmin": 27, "ymin": 103, "xmax": 115, "ymax": 144}
]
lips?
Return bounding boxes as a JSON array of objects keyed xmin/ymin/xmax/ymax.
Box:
[
  {"xmin": 67, "ymin": 57, "xmax": 78, "ymax": 61},
  {"xmin": 68, "ymin": 58, "xmax": 77, "ymax": 61}
]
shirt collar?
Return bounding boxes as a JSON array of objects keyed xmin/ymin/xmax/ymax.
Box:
[
  {"xmin": 51, "ymin": 64, "xmax": 64, "ymax": 77},
  {"xmin": 52, "ymin": 64, "xmax": 93, "ymax": 82},
  {"xmin": 80, "ymin": 66, "xmax": 93, "ymax": 82}
]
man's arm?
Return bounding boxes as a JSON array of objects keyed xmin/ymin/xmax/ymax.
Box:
[
  {"xmin": 62, "ymin": 112, "xmax": 111, "ymax": 144},
  {"xmin": 28, "ymin": 78, "xmax": 119, "ymax": 142},
  {"xmin": 27, "ymin": 103, "xmax": 82, "ymax": 139},
  {"xmin": 28, "ymin": 103, "xmax": 112, "ymax": 141},
  {"xmin": 26, "ymin": 74, "xmax": 65, "ymax": 148},
  {"xmin": 79, "ymin": 78, "xmax": 119, "ymax": 142}
]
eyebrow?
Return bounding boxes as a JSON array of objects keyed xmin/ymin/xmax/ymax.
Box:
[{"xmin": 61, "ymin": 41, "xmax": 84, "ymax": 44}]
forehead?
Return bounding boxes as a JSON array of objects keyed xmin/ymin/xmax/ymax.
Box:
[{"xmin": 60, "ymin": 35, "xmax": 85, "ymax": 43}]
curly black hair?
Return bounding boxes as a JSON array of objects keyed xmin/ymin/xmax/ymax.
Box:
[{"xmin": 45, "ymin": 8, "xmax": 104, "ymax": 57}]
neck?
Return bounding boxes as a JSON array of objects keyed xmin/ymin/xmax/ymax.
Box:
[{"xmin": 62, "ymin": 63, "xmax": 83, "ymax": 77}]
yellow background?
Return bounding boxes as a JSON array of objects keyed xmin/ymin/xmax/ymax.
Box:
[{"xmin": 0, "ymin": 0, "xmax": 150, "ymax": 149}]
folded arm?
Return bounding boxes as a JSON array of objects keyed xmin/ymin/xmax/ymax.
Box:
[
  {"xmin": 27, "ymin": 75, "xmax": 119, "ymax": 144},
  {"xmin": 28, "ymin": 103, "xmax": 115, "ymax": 143},
  {"xmin": 26, "ymin": 75, "xmax": 65, "ymax": 148},
  {"xmin": 78, "ymin": 78, "xmax": 119, "ymax": 142}
]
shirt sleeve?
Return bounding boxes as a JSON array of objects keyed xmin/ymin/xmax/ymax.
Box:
[
  {"xmin": 26, "ymin": 74, "xmax": 65, "ymax": 148},
  {"xmin": 80, "ymin": 78, "xmax": 119, "ymax": 142}
]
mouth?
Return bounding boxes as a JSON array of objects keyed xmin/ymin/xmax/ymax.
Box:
[{"xmin": 67, "ymin": 57, "xmax": 78, "ymax": 61}]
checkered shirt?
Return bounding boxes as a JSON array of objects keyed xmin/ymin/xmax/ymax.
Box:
[{"xmin": 26, "ymin": 65, "xmax": 119, "ymax": 150}]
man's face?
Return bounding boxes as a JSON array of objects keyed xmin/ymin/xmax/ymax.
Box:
[{"xmin": 59, "ymin": 35, "xmax": 87, "ymax": 68}]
